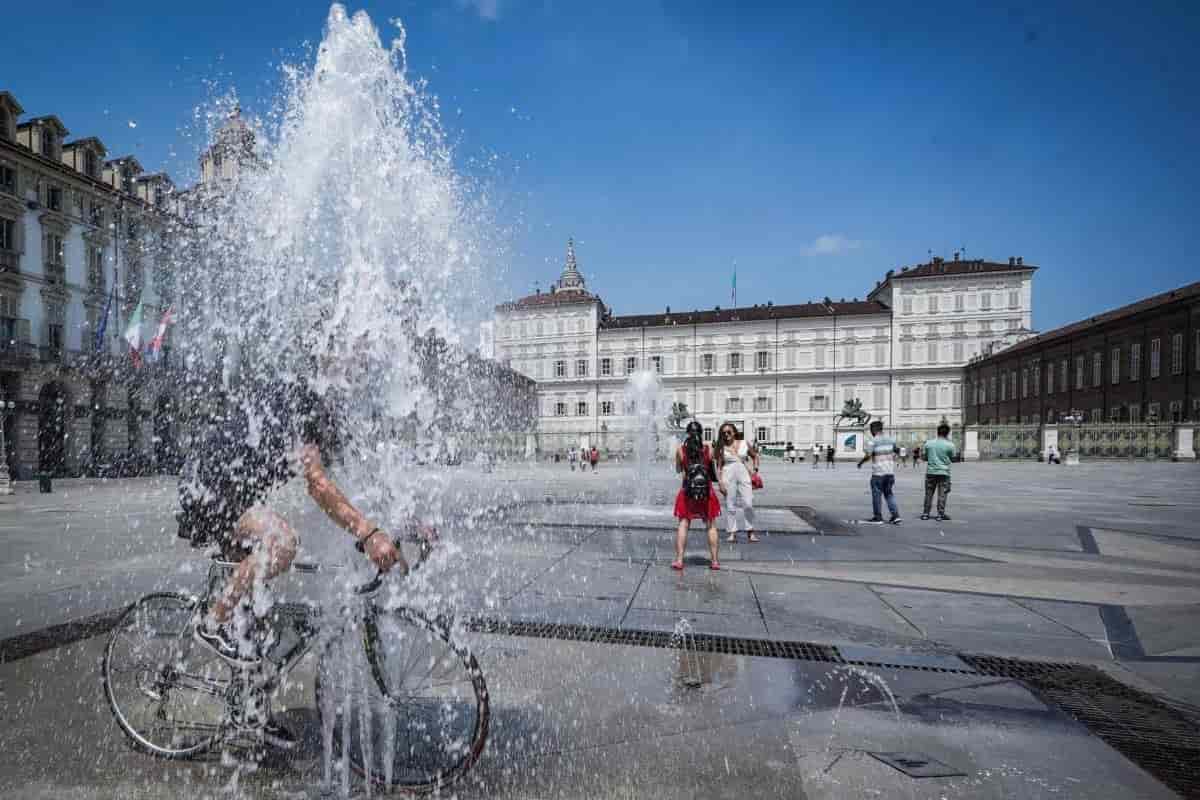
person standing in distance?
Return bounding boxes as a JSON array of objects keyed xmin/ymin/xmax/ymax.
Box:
[
  {"xmin": 812, "ymin": 442, "xmax": 822, "ymax": 469},
  {"xmin": 858, "ymin": 419, "xmax": 901, "ymax": 524},
  {"xmin": 920, "ymin": 423, "xmax": 957, "ymax": 521}
]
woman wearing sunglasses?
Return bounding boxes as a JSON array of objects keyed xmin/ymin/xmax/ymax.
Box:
[{"xmin": 715, "ymin": 423, "xmax": 760, "ymax": 543}]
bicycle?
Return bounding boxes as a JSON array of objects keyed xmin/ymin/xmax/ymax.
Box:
[{"xmin": 101, "ymin": 536, "xmax": 490, "ymax": 794}]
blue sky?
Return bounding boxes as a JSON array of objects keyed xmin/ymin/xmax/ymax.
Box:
[{"xmin": 4, "ymin": 1, "xmax": 1198, "ymax": 331}]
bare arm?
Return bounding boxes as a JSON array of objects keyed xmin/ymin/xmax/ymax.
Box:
[{"xmin": 300, "ymin": 444, "xmax": 406, "ymax": 572}]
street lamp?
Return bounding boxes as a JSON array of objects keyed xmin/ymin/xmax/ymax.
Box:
[{"xmin": 0, "ymin": 398, "xmax": 16, "ymax": 494}]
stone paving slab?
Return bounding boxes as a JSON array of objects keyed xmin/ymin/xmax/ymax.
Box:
[{"xmin": 513, "ymin": 503, "xmax": 816, "ymax": 533}]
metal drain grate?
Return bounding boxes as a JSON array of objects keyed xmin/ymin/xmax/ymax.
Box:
[
  {"xmin": 463, "ymin": 617, "xmax": 844, "ymax": 662},
  {"xmin": 961, "ymin": 655, "xmax": 1200, "ymax": 799}
]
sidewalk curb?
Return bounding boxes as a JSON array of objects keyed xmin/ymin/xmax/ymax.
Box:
[{"xmin": 0, "ymin": 606, "xmax": 131, "ymax": 665}]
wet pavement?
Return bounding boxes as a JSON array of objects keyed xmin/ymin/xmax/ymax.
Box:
[{"xmin": 1, "ymin": 461, "xmax": 1198, "ymax": 797}]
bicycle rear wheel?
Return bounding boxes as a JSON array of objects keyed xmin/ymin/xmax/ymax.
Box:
[
  {"xmin": 316, "ymin": 605, "xmax": 489, "ymax": 794},
  {"xmin": 102, "ymin": 593, "xmax": 231, "ymax": 758}
]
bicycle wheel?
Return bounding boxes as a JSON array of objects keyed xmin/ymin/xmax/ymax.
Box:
[
  {"xmin": 102, "ymin": 593, "xmax": 232, "ymax": 758},
  {"xmin": 316, "ymin": 606, "xmax": 489, "ymax": 793}
]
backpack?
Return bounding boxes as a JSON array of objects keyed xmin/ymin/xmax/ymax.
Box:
[{"xmin": 682, "ymin": 446, "xmax": 711, "ymax": 501}]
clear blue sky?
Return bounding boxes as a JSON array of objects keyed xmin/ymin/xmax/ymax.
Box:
[{"xmin": 5, "ymin": 1, "xmax": 1198, "ymax": 331}]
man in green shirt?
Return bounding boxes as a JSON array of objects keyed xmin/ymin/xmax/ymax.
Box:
[{"xmin": 921, "ymin": 423, "xmax": 957, "ymax": 521}]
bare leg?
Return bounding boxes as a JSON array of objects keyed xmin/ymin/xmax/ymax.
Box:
[
  {"xmin": 707, "ymin": 520, "xmax": 720, "ymax": 564},
  {"xmin": 674, "ymin": 518, "xmax": 689, "ymax": 564},
  {"xmin": 210, "ymin": 507, "xmax": 298, "ymax": 624}
]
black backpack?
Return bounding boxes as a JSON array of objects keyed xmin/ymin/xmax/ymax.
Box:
[{"xmin": 682, "ymin": 446, "xmax": 711, "ymax": 500}]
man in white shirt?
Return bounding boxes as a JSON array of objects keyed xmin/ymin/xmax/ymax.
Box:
[
  {"xmin": 811, "ymin": 442, "xmax": 822, "ymax": 469},
  {"xmin": 857, "ymin": 420, "xmax": 901, "ymax": 524}
]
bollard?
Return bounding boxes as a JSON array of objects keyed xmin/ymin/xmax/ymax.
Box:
[{"xmin": 37, "ymin": 472, "xmax": 52, "ymax": 493}]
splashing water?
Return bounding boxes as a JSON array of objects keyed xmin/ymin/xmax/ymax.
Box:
[{"xmin": 622, "ymin": 370, "xmax": 664, "ymax": 506}]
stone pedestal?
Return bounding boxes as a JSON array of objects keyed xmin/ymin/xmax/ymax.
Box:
[
  {"xmin": 836, "ymin": 427, "xmax": 865, "ymax": 459},
  {"xmin": 1174, "ymin": 424, "xmax": 1196, "ymax": 462},
  {"xmin": 963, "ymin": 427, "xmax": 980, "ymax": 461},
  {"xmin": 1041, "ymin": 425, "xmax": 1058, "ymax": 462}
]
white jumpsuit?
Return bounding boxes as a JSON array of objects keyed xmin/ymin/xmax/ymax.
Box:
[{"xmin": 721, "ymin": 442, "xmax": 756, "ymax": 533}]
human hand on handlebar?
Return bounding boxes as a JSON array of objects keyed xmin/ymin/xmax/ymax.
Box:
[{"xmin": 360, "ymin": 530, "xmax": 409, "ymax": 575}]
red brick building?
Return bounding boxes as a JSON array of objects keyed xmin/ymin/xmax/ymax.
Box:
[{"xmin": 963, "ymin": 281, "xmax": 1200, "ymax": 425}]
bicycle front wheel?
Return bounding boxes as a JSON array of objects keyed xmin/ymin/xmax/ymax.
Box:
[
  {"xmin": 102, "ymin": 593, "xmax": 231, "ymax": 758},
  {"xmin": 316, "ymin": 605, "xmax": 489, "ymax": 794}
]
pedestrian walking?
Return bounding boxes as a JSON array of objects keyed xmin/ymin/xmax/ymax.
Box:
[
  {"xmin": 911, "ymin": 443, "xmax": 921, "ymax": 469},
  {"xmin": 920, "ymin": 422, "xmax": 957, "ymax": 521},
  {"xmin": 1046, "ymin": 444, "xmax": 1061, "ymax": 464},
  {"xmin": 715, "ymin": 423, "xmax": 760, "ymax": 544},
  {"xmin": 825, "ymin": 444, "xmax": 836, "ymax": 469},
  {"xmin": 899, "ymin": 446, "xmax": 908, "ymax": 466},
  {"xmin": 858, "ymin": 420, "xmax": 901, "ymax": 524},
  {"xmin": 589, "ymin": 446, "xmax": 599, "ymax": 472},
  {"xmin": 812, "ymin": 442, "xmax": 821, "ymax": 469},
  {"xmin": 672, "ymin": 421, "xmax": 721, "ymax": 570},
  {"xmin": 568, "ymin": 448, "xmax": 577, "ymax": 471}
]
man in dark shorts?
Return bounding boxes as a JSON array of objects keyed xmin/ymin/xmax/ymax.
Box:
[{"xmin": 178, "ymin": 379, "xmax": 409, "ymax": 673}]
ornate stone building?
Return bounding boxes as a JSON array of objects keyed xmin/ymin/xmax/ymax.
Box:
[
  {"xmin": 0, "ymin": 89, "xmax": 179, "ymax": 478},
  {"xmin": 494, "ymin": 243, "xmax": 1037, "ymax": 456}
]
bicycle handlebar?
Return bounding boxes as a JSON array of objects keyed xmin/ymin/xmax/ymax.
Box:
[{"xmin": 352, "ymin": 534, "xmax": 433, "ymax": 595}]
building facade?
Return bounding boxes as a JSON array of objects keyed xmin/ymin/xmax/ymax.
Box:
[
  {"xmin": 963, "ymin": 280, "xmax": 1200, "ymax": 426},
  {"xmin": 494, "ymin": 243, "xmax": 1037, "ymax": 455},
  {"xmin": 0, "ymin": 89, "xmax": 182, "ymax": 479}
]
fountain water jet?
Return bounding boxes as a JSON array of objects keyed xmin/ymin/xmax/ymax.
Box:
[{"xmin": 622, "ymin": 370, "xmax": 665, "ymax": 506}]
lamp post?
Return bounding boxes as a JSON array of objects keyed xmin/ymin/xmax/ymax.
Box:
[{"xmin": 0, "ymin": 398, "xmax": 15, "ymax": 494}]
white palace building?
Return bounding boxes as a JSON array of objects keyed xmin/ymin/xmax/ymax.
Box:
[{"xmin": 494, "ymin": 241, "xmax": 1036, "ymax": 457}]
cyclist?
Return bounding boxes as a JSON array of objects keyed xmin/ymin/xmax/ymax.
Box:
[{"xmin": 178, "ymin": 378, "xmax": 413, "ymax": 667}]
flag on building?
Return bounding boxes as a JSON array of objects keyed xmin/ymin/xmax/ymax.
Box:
[
  {"xmin": 145, "ymin": 306, "xmax": 173, "ymax": 363},
  {"xmin": 731, "ymin": 266, "xmax": 737, "ymax": 307},
  {"xmin": 123, "ymin": 298, "xmax": 145, "ymax": 367},
  {"xmin": 94, "ymin": 285, "xmax": 115, "ymax": 353}
]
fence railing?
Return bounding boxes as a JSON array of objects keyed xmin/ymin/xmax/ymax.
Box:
[{"xmin": 1057, "ymin": 423, "xmax": 1174, "ymax": 460}]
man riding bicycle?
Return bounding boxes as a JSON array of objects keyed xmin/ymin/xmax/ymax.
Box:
[{"xmin": 177, "ymin": 375, "xmax": 418, "ymax": 677}]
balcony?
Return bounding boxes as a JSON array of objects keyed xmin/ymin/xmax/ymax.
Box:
[
  {"xmin": 0, "ymin": 250, "xmax": 17, "ymax": 274},
  {"xmin": 0, "ymin": 319, "xmax": 34, "ymax": 364}
]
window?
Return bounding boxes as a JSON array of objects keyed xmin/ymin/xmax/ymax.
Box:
[
  {"xmin": 1021, "ymin": 368, "xmax": 1028, "ymax": 398},
  {"xmin": 1046, "ymin": 363, "xmax": 1055, "ymax": 395},
  {"xmin": 1110, "ymin": 407, "xmax": 1122, "ymax": 422},
  {"xmin": 926, "ymin": 341, "xmax": 937, "ymax": 363},
  {"xmin": 84, "ymin": 150, "xmax": 97, "ymax": 177},
  {"xmin": 874, "ymin": 343, "xmax": 886, "ymax": 365},
  {"xmin": 756, "ymin": 427, "xmax": 769, "ymax": 443},
  {"xmin": 1148, "ymin": 402, "xmax": 1160, "ymax": 421},
  {"xmin": 901, "ymin": 342, "xmax": 912, "ymax": 364},
  {"xmin": 702, "ymin": 353, "xmax": 714, "ymax": 372},
  {"xmin": 1150, "ymin": 338, "xmax": 1161, "ymax": 378},
  {"xmin": 600, "ymin": 400, "xmax": 613, "ymax": 416},
  {"xmin": 815, "ymin": 347, "xmax": 825, "ymax": 368},
  {"xmin": 728, "ymin": 352, "xmax": 742, "ymax": 372},
  {"xmin": 1008, "ymin": 290, "xmax": 1019, "ymax": 309},
  {"xmin": 600, "ymin": 357, "xmax": 612, "ymax": 377},
  {"xmin": 703, "ymin": 427, "xmax": 714, "ymax": 442},
  {"xmin": 535, "ymin": 320, "xmax": 543, "ymax": 335},
  {"xmin": 954, "ymin": 294, "xmax": 964, "ymax": 312},
  {"xmin": 810, "ymin": 395, "xmax": 827, "ymax": 411},
  {"xmin": 556, "ymin": 320, "xmax": 564, "ymax": 334},
  {"xmin": 726, "ymin": 397, "xmax": 743, "ymax": 413},
  {"xmin": 990, "ymin": 375, "xmax": 997, "ymax": 402},
  {"xmin": 1171, "ymin": 333, "xmax": 1183, "ymax": 374},
  {"xmin": 900, "ymin": 384, "xmax": 912, "ymax": 409},
  {"xmin": 1131, "ymin": 343, "xmax": 1141, "ymax": 380},
  {"xmin": 625, "ymin": 356, "xmax": 637, "ymax": 374},
  {"xmin": 952, "ymin": 383, "xmax": 962, "ymax": 406},
  {"xmin": 843, "ymin": 346, "xmax": 854, "ymax": 367},
  {"xmin": 1000, "ymin": 374, "xmax": 1007, "ymax": 402},
  {"xmin": 872, "ymin": 385, "xmax": 884, "ymax": 408},
  {"xmin": 1060, "ymin": 359, "xmax": 1068, "ymax": 390},
  {"xmin": 554, "ymin": 360, "xmax": 566, "ymax": 378},
  {"xmin": 576, "ymin": 359, "xmax": 588, "ymax": 377},
  {"xmin": 902, "ymin": 297, "xmax": 913, "ymax": 314},
  {"xmin": 785, "ymin": 388, "xmax": 796, "ymax": 410},
  {"xmin": 554, "ymin": 402, "xmax": 567, "ymax": 417},
  {"xmin": 41, "ymin": 128, "xmax": 55, "ymax": 157},
  {"xmin": 928, "ymin": 295, "xmax": 939, "ymax": 314},
  {"xmin": 980, "ymin": 293, "xmax": 991, "ymax": 310},
  {"xmin": 1169, "ymin": 401, "xmax": 1182, "ymax": 422},
  {"xmin": 754, "ymin": 396, "xmax": 771, "ymax": 412},
  {"xmin": 1075, "ymin": 355, "xmax": 1085, "ymax": 389},
  {"xmin": 926, "ymin": 382, "xmax": 937, "ymax": 409},
  {"xmin": 1129, "ymin": 404, "xmax": 1141, "ymax": 423},
  {"xmin": 1007, "ymin": 319, "xmax": 1019, "ymax": 331},
  {"xmin": 47, "ymin": 185, "xmax": 63, "ymax": 212},
  {"xmin": 953, "ymin": 341, "xmax": 964, "ymax": 362},
  {"xmin": 702, "ymin": 390, "xmax": 713, "ymax": 412},
  {"xmin": 0, "ymin": 218, "xmax": 13, "ymax": 251},
  {"xmin": 576, "ymin": 401, "xmax": 588, "ymax": 416},
  {"xmin": 0, "ymin": 163, "xmax": 15, "ymax": 194},
  {"xmin": 1093, "ymin": 352, "xmax": 1102, "ymax": 387},
  {"xmin": 651, "ymin": 355, "xmax": 662, "ymax": 374},
  {"xmin": 88, "ymin": 247, "xmax": 104, "ymax": 289},
  {"xmin": 756, "ymin": 350, "xmax": 770, "ymax": 370}
]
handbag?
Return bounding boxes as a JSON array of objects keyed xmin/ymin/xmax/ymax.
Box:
[{"xmin": 750, "ymin": 471, "xmax": 764, "ymax": 490}]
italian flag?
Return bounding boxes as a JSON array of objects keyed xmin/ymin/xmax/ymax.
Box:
[{"xmin": 123, "ymin": 299, "xmax": 144, "ymax": 367}]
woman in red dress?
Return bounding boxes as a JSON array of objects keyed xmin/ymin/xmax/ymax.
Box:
[{"xmin": 672, "ymin": 421, "xmax": 722, "ymax": 570}]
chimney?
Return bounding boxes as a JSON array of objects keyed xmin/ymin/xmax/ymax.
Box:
[
  {"xmin": 665, "ymin": 305, "xmax": 671, "ymax": 314},
  {"xmin": 1016, "ymin": 256, "xmax": 1023, "ymax": 266},
  {"xmin": 1008, "ymin": 257, "xmax": 1015, "ymax": 265},
  {"xmin": 953, "ymin": 251, "xmax": 960, "ymax": 261}
]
